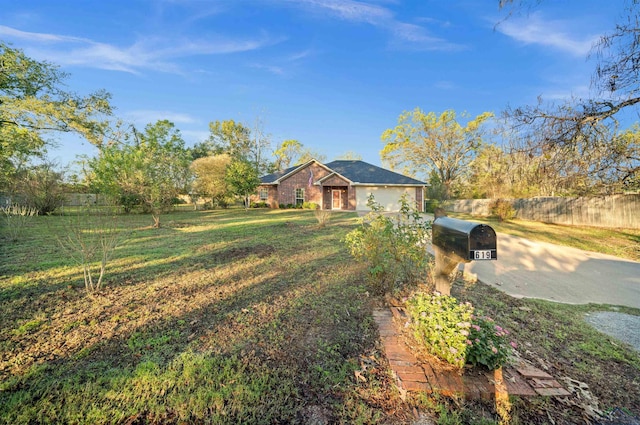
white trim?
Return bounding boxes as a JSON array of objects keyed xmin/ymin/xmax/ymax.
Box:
[
  {"xmin": 331, "ymin": 189, "xmax": 342, "ymax": 210},
  {"xmin": 271, "ymin": 160, "xmax": 335, "ymax": 184}
]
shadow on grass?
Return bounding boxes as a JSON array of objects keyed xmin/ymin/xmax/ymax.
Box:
[
  {"xmin": 0, "ymin": 209, "xmax": 385, "ymax": 423},
  {"xmin": 0, "ymin": 242, "xmax": 375, "ymax": 423}
]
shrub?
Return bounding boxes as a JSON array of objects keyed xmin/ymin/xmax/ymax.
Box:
[
  {"xmin": 466, "ymin": 315, "xmax": 515, "ymax": 370},
  {"xmin": 119, "ymin": 193, "xmax": 141, "ymax": 213},
  {"xmin": 13, "ymin": 162, "xmax": 65, "ymax": 215},
  {"xmin": 424, "ymin": 199, "xmax": 440, "ymax": 214},
  {"xmin": 405, "ymin": 293, "xmax": 515, "ymax": 370},
  {"xmin": 56, "ymin": 204, "xmax": 129, "ymax": 294},
  {"xmin": 406, "ymin": 293, "xmax": 473, "ymax": 368},
  {"xmin": 344, "ymin": 193, "xmax": 431, "ymax": 295},
  {"xmin": 489, "ymin": 199, "xmax": 516, "ymax": 222},
  {"xmin": 278, "ymin": 203, "xmax": 286, "ymax": 209},
  {"xmin": 252, "ymin": 201, "xmax": 269, "ymax": 208},
  {"xmin": 302, "ymin": 202, "xmax": 319, "ymax": 210}
]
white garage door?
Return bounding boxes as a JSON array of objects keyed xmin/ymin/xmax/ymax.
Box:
[{"xmin": 355, "ymin": 187, "xmax": 416, "ymax": 212}]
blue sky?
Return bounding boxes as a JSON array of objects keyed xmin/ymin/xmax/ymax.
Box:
[{"xmin": 0, "ymin": 0, "xmax": 623, "ymax": 170}]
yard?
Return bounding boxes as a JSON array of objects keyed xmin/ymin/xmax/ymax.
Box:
[{"xmin": 1, "ymin": 209, "xmax": 639, "ymax": 424}]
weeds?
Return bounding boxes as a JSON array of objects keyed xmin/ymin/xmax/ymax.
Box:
[
  {"xmin": 314, "ymin": 208, "xmax": 332, "ymax": 227},
  {"xmin": 1, "ymin": 204, "xmax": 37, "ymax": 242}
]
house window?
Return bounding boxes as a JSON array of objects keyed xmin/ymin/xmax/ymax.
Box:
[
  {"xmin": 259, "ymin": 188, "xmax": 268, "ymax": 201},
  {"xmin": 295, "ymin": 188, "xmax": 304, "ymax": 206}
]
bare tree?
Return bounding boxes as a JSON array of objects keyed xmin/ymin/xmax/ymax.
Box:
[{"xmin": 500, "ymin": 1, "xmax": 640, "ymax": 192}]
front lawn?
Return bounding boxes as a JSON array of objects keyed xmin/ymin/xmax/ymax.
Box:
[
  {"xmin": 1, "ymin": 209, "xmax": 639, "ymax": 424},
  {"xmin": 0, "ymin": 209, "xmax": 404, "ymax": 424}
]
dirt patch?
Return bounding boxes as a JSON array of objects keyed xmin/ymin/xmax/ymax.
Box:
[
  {"xmin": 216, "ymin": 244, "xmax": 274, "ymax": 262},
  {"xmin": 452, "ymin": 281, "xmax": 640, "ymax": 424}
]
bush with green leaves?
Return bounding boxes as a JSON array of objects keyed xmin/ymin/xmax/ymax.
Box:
[
  {"xmin": 405, "ymin": 293, "xmax": 515, "ymax": 370},
  {"xmin": 406, "ymin": 293, "xmax": 473, "ymax": 368},
  {"xmin": 344, "ymin": 193, "xmax": 431, "ymax": 295},
  {"xmin": 489, "ymin": 198, "xmax": 516, "ymax": 222},
  {"xmin": 466, "ymin": 315, "xmax": 515, "ymax": 370}
]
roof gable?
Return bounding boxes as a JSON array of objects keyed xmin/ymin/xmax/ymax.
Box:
[
  {"xmin": 260, "ymin": 164, "xmax": 299, "ymax": 184},
  {"xmin": 323, "ymin": 160, "xmax": 425, "ymax": 185},
  {"xmin": 260, "ymin": 159, "xmax": 426, "ymax": 186}
]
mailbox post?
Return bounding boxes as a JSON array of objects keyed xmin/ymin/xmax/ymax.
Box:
[{"xmin": 431, "ymin": 216, "xmax": 497, "ymax": 295}]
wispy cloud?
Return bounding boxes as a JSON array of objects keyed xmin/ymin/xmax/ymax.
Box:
[
  {"xmin": 495, "ymin": 12, "xmax": 599, "ymax": 57},
  {"xmin": 0, "ymin": 25, "xmax": 280, "ymax": 74},
  {"xmin": 281, "ymin": 0, "xmax": 463, "ymax": 50},
  {"xmin": 434, "ymin": 80, "xmax": 457, "ymax": 90},
  {"xmin": 181, "ymin": 129, "xmax": 211, "ymax": 144},
  {"xmin": 251, "ymin": 48, "xmax": 316, "ymax": 77},
  {"xmin": 250, "ymin": 63, "xmax": 286, "ymax": 76},
  {"xmin": 124, "ymin": 110, "xmax": 199, "ymax": 126}
]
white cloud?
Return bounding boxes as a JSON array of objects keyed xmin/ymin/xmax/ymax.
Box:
[
  {"xmin": 0, "ymin": 25, "xmax": 87, "ymax": 43},
  {"xmin": 495, "ymin": 12, "xmax": 599, "ymax": 57},
  {"xmin": 0, "ymin": 25, "xmax": 280, "ymax": 75},
  {"xmin": 434, "ymin": 80, "xmax": 457, "ymax": 90},
  {"xmin": 124, "ymin": 110, "xmax": 199, "ymax": 126},
  {"xmin": 282, "ymin": 0, "xmax": 463, "ymax": 50},
  {"xmin": 297, "ymin": 0, "xmax": 392, "ymax": 24},
  {"xmin": 181, "ymin": 130, "xmax": 211, "ymax": 144},
  {"xmin": 250, "ymin": 63, "xmax": 286, "ymax": 75}
]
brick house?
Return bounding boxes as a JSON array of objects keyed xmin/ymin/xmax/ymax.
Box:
[{"xmin": 254, "ymin": 159, "xmax": 426, "ymax": 212}]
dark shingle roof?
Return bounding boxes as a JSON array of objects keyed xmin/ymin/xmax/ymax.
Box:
[
  {"xmin": 260, "ymin": 159, "xmax": 426, "ymax": 186},
  {"xmin": 260, "ymin": 164, "xmax": 300, "ymax": 184},
  {"xmin": 323, "ymin": 160, "xmax": 425, "ymax": 185}
]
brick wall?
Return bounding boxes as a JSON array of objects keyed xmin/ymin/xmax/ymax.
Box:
[
  {"xmin": 323, "ymin": 175, "xmax": 347, "ymax": 186},
  {"xmin": 277, "ymin": 163, "xmax": 330, "ymax": 206}
]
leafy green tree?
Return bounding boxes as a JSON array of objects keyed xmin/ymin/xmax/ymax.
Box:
[
  {"xmin": 273, "ymin": 139, "xmax": 304, "ymax": 170},
  {"xmin": 381, "ymin": 109, "xmax": 493, "ymax": 199},
  {"xmin": 613, "ymin": 125, "xmax": 640, "ymax": 192},
  {"xmin": 462, "ymin": 144, "xmax": 511, "ymax": 199},
  {"xmin": 207, "ymin": 120, "xmax": 252, "ymax": 158},
  {"xmin": 0, "ymin": 42, "xmax": 111, "ymax": 190},
  {"xmin": 87, "ymin": 120, "xmax": 192, "ymax": 227},
  {"xmin": 190, "ymin": 154, "xmax": 233, "ymax": 207},
  {"xmin": 207, "ymin": 119, "xmax": 273, "ymax": 174},
  {"xmin": 224, "ymin": 159, "xmax": 261, "ymax": 210},
  {"xmin": 335, "ymin": 151, "xmax": 363, "ymax": 160},
  {"xmin": 12, "ymin": 161, "xmax": 65, "ymax": 215}
]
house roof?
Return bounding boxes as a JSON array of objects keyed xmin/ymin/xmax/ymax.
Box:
[
  {"xmin": 260, "ymin": 159, "xmax": 426, "ymax": 186},
  {"xmin": 323, "ymin": 160, "xmax": 426, "ymax": 185},
  {"xmin": 260, "ymin": 164, "xmax": 300, "ymax": 184}
]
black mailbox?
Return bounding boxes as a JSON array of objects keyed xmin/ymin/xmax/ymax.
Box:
[{"xmin": 432, "ymin": 217, "xmax": 497, "ymax": 261}]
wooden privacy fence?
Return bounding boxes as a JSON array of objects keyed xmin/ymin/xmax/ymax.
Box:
[{"xmin": 443, "ymin": 194, "xmax": 640, "ymax": 229}]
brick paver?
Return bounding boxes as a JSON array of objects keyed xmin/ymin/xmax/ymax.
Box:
[{"xmin": 373, "ymin": 307, "xmax": 571, "ymax": 400}]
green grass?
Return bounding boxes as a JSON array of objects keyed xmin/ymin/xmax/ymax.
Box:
[
  {"xmin": 1, "ymin": 208, "xmax": 639, "ymax": 424},
  {"xmin": 1, "ymin": 209, "xmax": 407, "ymax": 424},
  {"xmin": 448, "ymin": 212, "xmax": 640, "ymax": 261}
]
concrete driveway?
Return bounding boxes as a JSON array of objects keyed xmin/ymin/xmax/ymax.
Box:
[
  {"xmin": 361, "ymin": 211, "xmax": 640, "ymax": 308},
  {"xmin": 460, "ymin": 233, "xmax": 640, "ymax": 309}
]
